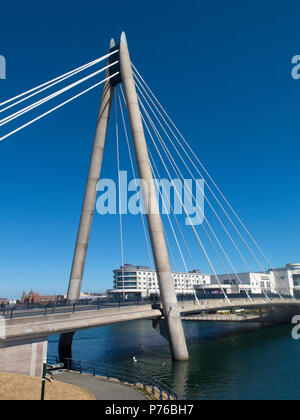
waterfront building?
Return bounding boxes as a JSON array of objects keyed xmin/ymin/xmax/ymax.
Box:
[
  {"xmin": 198, "ymin": 272, "xmax": 275, "ymax": 296},
  {"xmin": 271, "ymin": 263, "xmax": 300, "ymax": 297},
  {"xmin": 108, "ymin": 263, "xmax": 300, "ymax": 298},
  {"xmin": 107, "ymin": 264, "xmax": 211, "ymax": 298},
  {"xmin": 196, "ymin": 263, "xmax": 300, "ymax": 297}
]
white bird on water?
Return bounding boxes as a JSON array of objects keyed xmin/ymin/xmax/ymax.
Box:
[{"xmin": 133, "ymin": 356, "xmax": 138, "ymax": 363}]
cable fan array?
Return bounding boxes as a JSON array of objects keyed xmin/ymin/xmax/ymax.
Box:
[
  {"xmin": 0, "ymin": 50, "xmax": 292, "ymax": 301},
  {"xmin": 113, "ymin": 64, "xmax": 292, "ymax": 301},
  {"xmin": 0, "ymin": 50, "xmax": 119, "ymax": 142}
]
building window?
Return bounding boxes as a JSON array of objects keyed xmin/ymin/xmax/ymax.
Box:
[{"xmin": 293, "ymin": 275, "xmax": 300, "ymax": 287}]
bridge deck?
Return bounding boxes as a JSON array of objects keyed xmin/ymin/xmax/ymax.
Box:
[{"xmin": 1, "ymin": 298, "xmax": 299, "ymax": 345}]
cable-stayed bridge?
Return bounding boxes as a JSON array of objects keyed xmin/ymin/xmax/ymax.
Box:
[{"xmin": 0, "ymin": 32, "xmax": 299, "ymax": 377}]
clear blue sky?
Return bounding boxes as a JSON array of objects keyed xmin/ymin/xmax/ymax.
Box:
[{"xmin": 1, "ymin": 0, "xmax": 300, "ymax": 299}]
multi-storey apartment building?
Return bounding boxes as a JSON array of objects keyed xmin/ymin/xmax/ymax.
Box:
[
  {"xmin": 108, "ymin": 263, "xmax": 300, "ymax": 298},
  {"xmin": 108, "ymin": 264, "xmax": 210, "ymax": 298}
]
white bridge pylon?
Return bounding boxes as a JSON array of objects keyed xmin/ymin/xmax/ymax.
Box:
[{"xmin": 67, "ymin": 33, "xmax": 189, "ymax": 361}]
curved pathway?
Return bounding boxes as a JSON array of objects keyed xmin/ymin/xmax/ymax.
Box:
[{"xmin": 57, "ymin": 371, "xmax": 147, "ymax": 400}]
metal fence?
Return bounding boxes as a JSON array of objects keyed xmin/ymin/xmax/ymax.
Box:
[
  {"xmin": 47, "ymin": 355, "xmax": 178, "ymax": 400},
  {"xmin": 2, "ymin": 293, "xmax": 297, "ymax": 319},
  {"xmin": 1, "ymin": 296, "xmax": 157, "ymax": 319}
]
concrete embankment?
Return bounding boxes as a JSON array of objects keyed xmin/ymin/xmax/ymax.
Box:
[{"xmin": 182, "ymin": 314, "xmax": 262, "ymax": 322}]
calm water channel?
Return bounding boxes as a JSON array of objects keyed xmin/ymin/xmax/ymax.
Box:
[{"xmin": 48, "ymin": 320, "xmax": 300, "ymax": 400}]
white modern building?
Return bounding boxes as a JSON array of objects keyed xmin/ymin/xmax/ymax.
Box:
[
  {"xmin": 271, "ymin": 263, "xmax": 300, "ymax": 297},
  {"xmin": 198, "ymin": 272, "xmax": 275, "ymax": 296},
  {"xmin": 107, "ymin": 263, "xmax": 300, "ymax": 298},
  {"xmin": 196, "ymin": 263, "xmax": 300, "ymax": 297},
  {"xmin": 107, "ymin": 264, "xmax": 210, "ymax": 298}
]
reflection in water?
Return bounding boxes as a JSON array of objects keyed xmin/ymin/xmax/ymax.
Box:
[
  {"xmin": 172, "ymin": 361, "xmax": 189, "ymax": 398},
  {"xmin": 48, "ymin": 320, "xmax": 300, "ymax": 400}
]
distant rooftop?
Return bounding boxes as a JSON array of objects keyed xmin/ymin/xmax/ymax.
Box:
[{"xmin": 114, "ymin": 264, "xmax": 202, "ymax": 274}]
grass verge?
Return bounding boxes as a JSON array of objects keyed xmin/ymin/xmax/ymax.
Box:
[{"xmin": 0, "ymin": 372, "xmax": 96, "ymax": 400}]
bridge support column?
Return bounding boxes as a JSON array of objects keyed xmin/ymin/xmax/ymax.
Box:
[
  {"xmin": 59, "ymin": 332, "xmax": 75, "ymax": 364},
  {"xmin": 119, "ymin": 32, "xmax": 189, "ymax": 361},
  {"xmin": 67, "ymin": 40, "xmax": 116, "ymax": 301},
  {"xmin": 0, "ymin": 337, "xmax": 48, "ymax": 378}
]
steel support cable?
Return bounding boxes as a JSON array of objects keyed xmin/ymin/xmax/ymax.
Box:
[
  {"xmin": 120, "ymin": 86, "xmax": 196, "ymax": 291},
  {"xmin": 119, "ymin": 90, "xmax": 177, "ymax": 275},
  {"xmin": 150, "ymin": 144, "xmax": 250, "ymax": 300},
  {"xmin": 0, "ymin": 72, "xmax": 119, "ymax": 142},
  {"xmin": 0, "ymin": 61, "xmax": 119, "ymax": 127},
  {"xmin": 0, "ymin": 54, "xmax": 119, "ymax": 115},
  {"xmin": 138, "ymin": 104, "xmax": 229, "ymax": 302},
  {"xmin": 119, "ymin": 87, "xmax": 181, "ymax": 289},
  {"xmin": 134, "ymin": 76, "xmax": 289, "ymax": 300},
  {"xmin": 119, "ymin": 86, "xmax": 197, "ymax": 271},
  {"xmin": 132, "ymin": 65, "xmax": 289, "ymax": 299},
  {"xmin": 148, "ymin": 122, "xmax": 252, "ymax": 301},
  {"xmin": 135, "ymin": 80, "xmax": 286, "ymax": 299},
  {"xmin": 137, "ymin": 91, "xmax": 253, "ymax": 301},
  {"xmin": 117, "ymin": 88, "xmax": 154, "ymax": 271},
  {"xmin": 149, "ymin": 156, "xmax": 189, "ymax": 273},
  {"xmin": 149, "ymin": 148, "xmax": 249, "ymax": 298},
  {"xmin": 133, "ymin": 68, "xmax": 269, "ymax": 270},
  {"xmin": 149, "ymin": 148, "xmax": 209, "ymax": 300},
  {"xmin": 149, "ymin": 155, "xmax": 195, "ymax": 295},
  {"xmin": 145, "ymin": 117, "xmax": 229, "ymax": 302},
  {"xmin": 115, "ymin": 91, "xmax": 125, "ymax": 298},
  {"xmin": 148, "ymin": 147, "xmax": 198, "ymax": 271},
  {"xmin": 0, "ymin": 50, "xmax": 118, "ymax": 108},
  {"xmin": 135, "ymin": 80, "xmax": 259, "ymax": 272},
  {"xmin": 136, "ymin": 89, "xmax": 262, "ymax": 300}
]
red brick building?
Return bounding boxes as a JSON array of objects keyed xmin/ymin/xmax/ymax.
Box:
[{"xmin": 21, "ymin": 290, "xmax": 63, "ymax": 305}]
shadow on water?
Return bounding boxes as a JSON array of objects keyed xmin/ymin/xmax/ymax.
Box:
[{"xmin": 48, "ymin": 320, "xmax": 300, "ymax": 400}]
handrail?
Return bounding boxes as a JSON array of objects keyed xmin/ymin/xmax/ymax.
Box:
[
  {"xmin": 2, "ymin": 293, "xmax": 298, "ymax": 319},
  {"xmin": 47, "ymin": 355, "xmax": 179, "ymax": 400}
]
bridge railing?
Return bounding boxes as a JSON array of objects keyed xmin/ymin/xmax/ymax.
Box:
[
  {"xmin": 1, "ymin": 296, "xmax": 155, "ymax": 318},
  {"xmin": 2, "ymin": 293, "xmax": 297, "ymax": 319},
  {"xmin": 47, "ymin": 355, "xmax": 178, "ymax": 400}
]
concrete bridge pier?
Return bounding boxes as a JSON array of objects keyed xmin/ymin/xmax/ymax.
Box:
[
  {"xmin": 59, "ymin": 332, "xmax": 75, "ymax": 364},
  {"xmin": 266, "ymin": 305, "xmax": 295, "ymax": 323},
  {"xmin": 0, "ymin": 337, "xmax": 48, "ymax": 378},
  {"xmin": 119, "ymin": 31, "xmax": 189, "ymax": 361}
]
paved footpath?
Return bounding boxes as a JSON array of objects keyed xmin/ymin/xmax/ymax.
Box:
[{"xmin": 57, "ymin": 372, "xmax": 147, "ymax": 400}]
